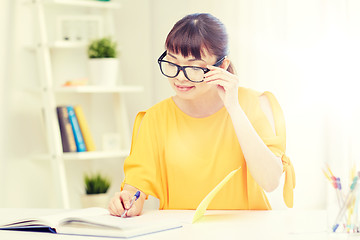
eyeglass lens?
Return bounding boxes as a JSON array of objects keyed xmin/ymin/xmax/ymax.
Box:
[{"xmin": 160, "ymin": 61, "xmax": 205, "ymax": 82}]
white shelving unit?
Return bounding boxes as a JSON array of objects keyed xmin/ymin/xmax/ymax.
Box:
[
  {"xmin": 46, "ymin": 0, "xmax": 122, "ymax": 8},
  {"xmin": 35, "ymin": 150, "xmax": 130, "ymax": 161},
  {"xmin": 54, "ymin": 85, "xmax": 143, "ymax": 93},
  {"xmin": 28, "ymin": 0, "xmax": 141, "ymax": 208}
]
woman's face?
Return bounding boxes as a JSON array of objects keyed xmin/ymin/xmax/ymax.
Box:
[{"xmin": 164, "ymin": 49, "xmax": 218, "ymax": 100}]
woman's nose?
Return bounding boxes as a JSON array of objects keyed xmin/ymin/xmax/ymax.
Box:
[{"xmin": 176, "ymin": 69, "xmax": 188, "ymax": 82}]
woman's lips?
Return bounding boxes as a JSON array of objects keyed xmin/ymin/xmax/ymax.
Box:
[{"xmin": 175, "ymin": 84, "xmax": 194, "ymax": 91}]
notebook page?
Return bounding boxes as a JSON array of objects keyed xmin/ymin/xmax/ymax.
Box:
[{"xmin": 192, "ymin": 167, "xmax": 241, "ymax": 223}]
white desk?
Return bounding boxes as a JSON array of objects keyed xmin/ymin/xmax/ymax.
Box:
[{"xmin": 0, "ymin": 208, "xmax": 358, "ymax": 240}]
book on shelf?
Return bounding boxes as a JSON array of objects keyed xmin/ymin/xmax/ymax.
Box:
[
  {"xmin": 74, "ymin": 105, "xmax": 96, "ymax": 151},
  {"xmin": 56, "ymin": 106, "xmax": 77, "ymax": 152},
  {"xmin": 0, "ymin": 207, "xmax": 182, "ymax": 238},
  {"xmin": 67, "ymin": 106, "xmax": 87, "ymax": 152}
]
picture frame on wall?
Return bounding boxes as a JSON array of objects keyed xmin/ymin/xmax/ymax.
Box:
[{"xmin": 56, "ymin": 15, "xmax": 103, "ymax": 43}]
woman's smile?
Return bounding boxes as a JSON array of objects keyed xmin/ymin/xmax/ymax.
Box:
[{"xmin": 174, "ymin": 83, "xmax": 195, "ymax": 92}]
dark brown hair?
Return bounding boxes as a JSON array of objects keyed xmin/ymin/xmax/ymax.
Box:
[{"xmin": 165, "ymin": 13, "xmax": 235, "ymax": 74}]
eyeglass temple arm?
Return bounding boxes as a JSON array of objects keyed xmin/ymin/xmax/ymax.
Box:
[
  {"xmin": 213, "ymin": 56, "xmax": 226, "ymax": 67},
  {"xmin": 158, "ymin": 51, "xmax": 167, "ymax": 62}
]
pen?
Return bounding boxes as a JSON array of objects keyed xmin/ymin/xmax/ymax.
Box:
[
  {"xmin": 332, "ymin": 173, "xmax": 360, "ymax": 232},
  {"xmin": 323, "ymin": 167, "xmax": 345, "ymax": 208},
  {"xmin": 353, "ymin": 188, "xmax": 360, "ymax": 233},
  {"xmin": 336, "ymin": 177, "xmax": 345, "ymax": 204},
  {"xmin": 333, "ymin": 177, "xmax": 343, "ymax": 208},
  {"xmin": 121, "ymin": 191, "xmax": 141, "ymax": 218}
]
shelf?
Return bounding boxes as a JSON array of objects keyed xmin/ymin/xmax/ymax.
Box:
[
  {"xmin": 24, "ymin": 41, "xmax": 87, "ymax": 50},
  {"xmin": 50, "ymin": 41, "xmax": 88, "ymax": 49},
  {"xmin": 38, "ymin": 0, "xmax": 122, "ymax": 9},
  {"xmin": 63, "ymin": 150, "xmax": 129, "ymax": 160},
  {"xmin": 55, "ymin": 85, "xmax": 144, "ymax": 93},
  {"xmin": 26, "ymin": 85, "xmax": 143, "ymax": 93},
  {"xmin": 34, "ymin": 150, "xmax": 129, "ymax": 161},
  {"xmin": 26, "ymin": 41, "xmax": 122, "ymax": 51}
]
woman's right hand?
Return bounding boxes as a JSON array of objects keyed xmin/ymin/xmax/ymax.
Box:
[{"xmin": 108, "ymin": 184, "xmax": 145, "ymax": 217}]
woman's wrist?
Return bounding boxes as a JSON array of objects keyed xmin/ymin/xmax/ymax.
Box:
[
  {"xmin": 225, "ymin": 101, "xmax": 243, "ymax": 117},
  {"xmin": 123, "ymin": 184, "xmax": 146, "ymax": 200}
]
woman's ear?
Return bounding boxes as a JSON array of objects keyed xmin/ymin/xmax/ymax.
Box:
[{"xmin": 220, "ymin": 57, "xmax": 231, "ymax": 70}]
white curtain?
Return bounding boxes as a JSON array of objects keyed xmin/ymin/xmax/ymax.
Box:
[
  {"xmin": 0, "ymin": 0, "xmax": 13, "ymax": 207},
  {"xmin": 233, "ymin": 0, "xmax": 360, "ymax": 209}
]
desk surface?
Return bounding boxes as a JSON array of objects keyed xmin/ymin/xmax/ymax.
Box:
[{"xmin": 0, "ymin": 208, "xmax": 358, "ymax": 240}]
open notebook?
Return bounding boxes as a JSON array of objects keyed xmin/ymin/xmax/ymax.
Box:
[
  {"xmin": 0, "ymin": 208, "xmax": 182, "ymax": 238},
  {"xmin": 0, "ymin": 167, "xmax": 241, "ymax": 238}
]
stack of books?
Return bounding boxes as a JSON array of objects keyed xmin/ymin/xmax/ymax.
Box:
[{"xmin": 56, "ymin": 105, "xmax": 96, "ymax": 153}]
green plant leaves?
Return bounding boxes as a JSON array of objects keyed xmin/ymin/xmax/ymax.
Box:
[
  {"xmin": 88, "ymin": 37, "xmax": 118, "ymax": 58},
  {"xmin": 84, "ymin": 172, "xmax": 111, "ymax": 194}
]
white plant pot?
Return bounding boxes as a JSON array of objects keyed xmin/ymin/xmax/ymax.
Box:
[
  {"xmin": 88, "ymin": 58, "xmax": 119, "ymax": 86},
  {"xmin": 81, "ymin": 193, "xmax": 109, "ymax": 208}
]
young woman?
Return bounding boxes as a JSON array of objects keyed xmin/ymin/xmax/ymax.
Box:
[{"xmin": 108, "ymin": 13, "xmax": 295, "ymax": 217}]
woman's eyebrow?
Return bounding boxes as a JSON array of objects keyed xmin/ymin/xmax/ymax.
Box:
[
  {"xmin": 167, "ymin": 52, "xmax": 177, "ymax": 59},
  {"xmin": 188, "ymin": 58, "xmax": 205, "ymax": 63}
]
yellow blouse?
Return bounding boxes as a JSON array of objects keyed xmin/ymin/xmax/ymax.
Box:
[{"xmin": 122, "ymin": 87, "xmax": 295, "ymax": 210}]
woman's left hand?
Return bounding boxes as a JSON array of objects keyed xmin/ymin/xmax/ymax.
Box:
[{"xmin": 204, "ymin": 65, "xmax": 240, "ymax": 111}]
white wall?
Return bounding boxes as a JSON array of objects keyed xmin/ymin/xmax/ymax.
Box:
[{"xmin": 115, "ymin": 0, "xmax": 153, "ymax": 118}]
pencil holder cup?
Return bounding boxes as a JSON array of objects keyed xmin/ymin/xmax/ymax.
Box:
[
  {"xmin": 324, "ymin": 167, "xmax": 360, "ymax": 234},
  {"xmin": 82, "ymin": 172, "xmax": 111, "ymax": 208},
  {"xmin": 81, "ymin": 193, "xmax": 109, "ymax": 208},
  {"xmin": 88, "ymin": 58, "xmax": 119, "ymax": 86}
]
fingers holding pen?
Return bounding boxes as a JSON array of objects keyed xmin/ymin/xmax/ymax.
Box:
[
  {"xmin": 120, "ymin": 191, "xmax": 132, "ymax": 210},
  {"xmin": 125, "ymin": 204, "xmax": 139, "ymax": 217},
  {"xmin": 122, "ymin": 191, "xmax": 142, "ymax": 217},
  {"xmin": 108, "ymin": 191, "xmax": 131, "ymax": 217},
  {"xmin": 108, "ymin": 192, "xmax": 124, "ymax": 216},
  {"xmin": 108, "ymin": 201, "xmax": 118, "ymax": 216}
]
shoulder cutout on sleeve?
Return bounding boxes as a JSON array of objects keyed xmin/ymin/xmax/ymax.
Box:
[{"xmin": 259, "ymin": 94, "xmax": 276, "ymax": 135}]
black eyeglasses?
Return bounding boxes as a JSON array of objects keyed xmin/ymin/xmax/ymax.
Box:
[{"xmin": 157, "ymin": 51, "xmax": 226, "ymax": 83}]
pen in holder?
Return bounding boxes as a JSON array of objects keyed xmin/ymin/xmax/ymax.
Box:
[{"xmin": 324, "ymin": 165, "xmax": 360, "ymax": 234}]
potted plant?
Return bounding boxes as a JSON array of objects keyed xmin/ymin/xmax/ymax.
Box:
[
  {"xmin": 81, "ymin": 172, "xmax": 111, "ymax": 208},
  {"xmin": 88, "ymin": 37, "xmax": 119, "ymax": 86}
]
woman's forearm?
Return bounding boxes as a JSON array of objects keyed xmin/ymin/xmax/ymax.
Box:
[{"xmin": 227, "ymin": 104, "xmax": 283, "ymax": 192}]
